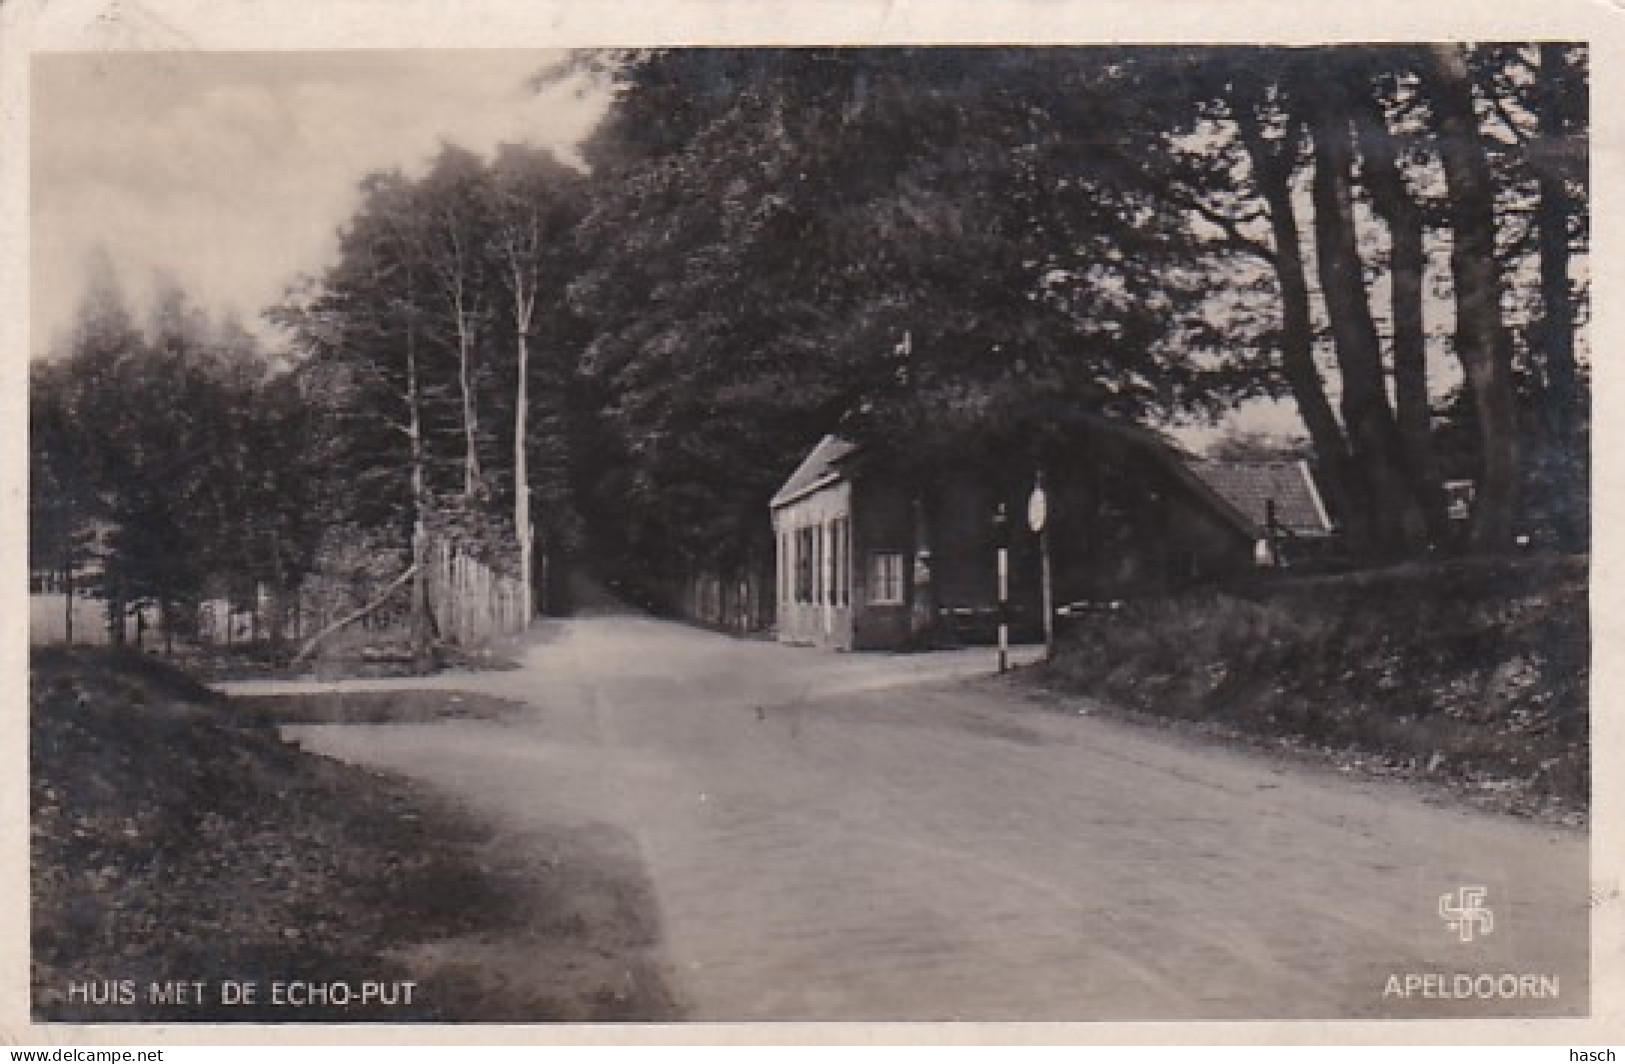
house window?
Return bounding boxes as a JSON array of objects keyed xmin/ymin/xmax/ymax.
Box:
[
  {"xmin": 871, "ymin": 551, "xmax": 906, "ymax": 605},
  {"xmin": 841, "ymin": 521, "xmax": 852, "ymax": 606},
  {"xmin": 832, "ymin": 517, "xmax": 850, "ymax": 606},
  {"xmin": 827, "ymin": 518, "xmax": 840, "ymax": 605},
  {"xmin": 796, "ymin": 526, "xmax": 815, "ymax": 603},
  {"xmin": 813, "ymin": 524, "xmax": 824, "ymax": 604},
  {"xmin": 784, "ymin": 532, "xmax": 795, "ymax": 604}
]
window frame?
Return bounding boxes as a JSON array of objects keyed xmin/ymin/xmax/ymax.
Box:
[
  {"xmin": 795, "ymin": 526, "xmax": 815, "ymax": 604},
  {"xmin": 870, "ymin": 550, "xmax": 906, "ymax": 606}
]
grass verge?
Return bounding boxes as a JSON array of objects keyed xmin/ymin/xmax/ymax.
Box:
[
  {"xmin": 1034, "ymin": 555, "xmax": 1588, "ymax": 820},
  {"xmin": 31, "ymin": 646, "xmax": 678, "ymax": 1022}
]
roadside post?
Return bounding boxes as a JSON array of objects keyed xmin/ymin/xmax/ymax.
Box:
[
  {"xmin": 994, "ymin": 502, "xmax": 1010, "ymax": 673},
  {"xmin": 1028, "ymin": 471, "xmax": 1053, "ymax": 660},
  {"xmin": 1254, "ymin": 498, "xmax": 1281, "ymax": 568}
]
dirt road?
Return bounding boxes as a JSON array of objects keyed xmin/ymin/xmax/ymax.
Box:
[{"xmin": 225, "ymin": 613, "xmax": 1589, "ymax": 1021}]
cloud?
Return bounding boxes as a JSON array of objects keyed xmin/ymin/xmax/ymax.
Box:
[{"xmin": 32, "ymin": 51, "xmax": 611, "ymax": 353}]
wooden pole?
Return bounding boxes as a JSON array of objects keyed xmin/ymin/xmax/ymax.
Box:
[{"xmin": 1038, "ymin": 470, "xmax": 1054, "ymax": 660}]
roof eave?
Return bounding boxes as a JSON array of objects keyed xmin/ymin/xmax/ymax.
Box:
[
  {"xmin": 770, "ymin": 471, "xmax": 846, "ymax": 510},
  {"xmin": 1298, "ymin": 459, "xmax": 1336, "ymax": 533}
]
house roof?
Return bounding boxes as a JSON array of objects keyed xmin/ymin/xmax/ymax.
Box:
[
  {"xmin": 770, "ymin": 434, "xmax": 858, "ymax": 509},
  {"xmin": 1186, "ymin": 460, "xmax": 1334, "ymax": 537},
  {"xmin": 770, "ymin": 429, "xmax": 1334, "ymax": 540}
]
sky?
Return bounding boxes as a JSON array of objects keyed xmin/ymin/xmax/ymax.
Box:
[{"xmin": 31, "ymin": 50, "xmax": 612, "ymax": 353}]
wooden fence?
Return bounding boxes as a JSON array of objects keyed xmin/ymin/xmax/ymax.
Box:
[
  {"xmin": 30, "ymin": 535, "xmax": 530, "ymax": 656},
  {"xmin": 424, "ymin": 537, "xmax": 528, "ymax": 647},
  {"xmin": 677, "ymin": 561, "xmax": 775, "ymax": 635},
  {"xmin": 29, "ymin": 594, "xmax": 137, "ymax": 646}
]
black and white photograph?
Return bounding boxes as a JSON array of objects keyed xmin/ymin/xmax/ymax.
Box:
[{"xmin": 11, "ymin": 0, "xmax": 1615, "ymax": 1039}]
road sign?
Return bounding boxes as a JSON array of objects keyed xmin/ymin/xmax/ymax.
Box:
[{"xmin": 1027, "ymin": 484, "xmax": 1048, "ymax": 533}]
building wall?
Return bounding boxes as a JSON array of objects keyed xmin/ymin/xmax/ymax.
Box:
[
  {"xmin": 924, "ymin": 476, "xmax": 1043, "ymax": 637},
  {"xmin": 774, "ymin": 468, "xmax": 1052, "ymax": 653},
  {"xmin": 772, "ymin": 438, "xmax": 1265, "ymax": 653},
  {"xmin": 773, "ymin": 481, "xmax": 854, "ymax": 649},
  {"xmin": 1044, "ymin": 443, "xmax": 1256, "ymax": 603},
  {"xmin": 29, "ymin": 594, "xmax": 135, "ymax": 646},
  {"xmin": 848, "ymin": 479, "xmax": 916, "ymax": 650}
]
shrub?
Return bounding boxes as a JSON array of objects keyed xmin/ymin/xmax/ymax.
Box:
[{"xmin": 1042, "ymin": 555, "xmax": 1589, "ymax": 809}]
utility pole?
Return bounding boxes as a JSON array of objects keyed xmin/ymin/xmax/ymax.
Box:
[{"xmin": 994, "ymin": 502, "xmax": 1010, "ymax": 674}]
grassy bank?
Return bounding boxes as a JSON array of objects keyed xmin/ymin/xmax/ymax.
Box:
[
  {"xmin": 1037, "ymin": 555, "xmax": 1588, "ymax": 817},
  {"xmin": 30, "ymin": 647, "xmax": 677, "ymax": 1022}
]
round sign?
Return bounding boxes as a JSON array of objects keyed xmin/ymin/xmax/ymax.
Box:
[{"xmin": 1027, "ymin": 485, "xmax": 1048, "ymax": 532}]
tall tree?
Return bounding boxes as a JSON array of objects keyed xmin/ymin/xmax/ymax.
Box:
[
  {"xmin": 1472, "ymin": 43, "xmax": 1591, "ymax": 550},
  {"xmin": 1223, "ymin": 64, "xmax": 1361, "ymax": 541},
  {"xmin": 1529, "ymin": 44, "xmax": 1587, "ymax": 460},
  {"xmin": 1168, "ymin": 48, "xmax": 1432, "ymax": 557},
  {"xmin": 1348, "ymin": 71, "xmax": 1448, "ymax": 544},
  {"xmin": 272, "ymin": 171, "xmax": 446, "ymax": 667},
  {"xmin": 1155, "ymin": 45, "xmax": 1577, "ymax": 558},
  {"xmin": 55, "ymin": 255, "xmax": 148, "ymax": 644},
  {"xmin": 1300, "ymin": 66, "xmax": 1428, "ymax": 558},
  {"xmin": 29, "ymin": 363, "xmax": 101, "ymax": 644},
  {"xmin": 36, "ymin": 264, "xmax": 322, "ymax": 651},
  {"xmin": 413, "ymin": 145, "xmax": 494, "ymax": 499},
  {"xmin": 570, "ymin": 49, "xmax": 1213, "ymax": 584},
  {"xmin": 1425, "ymin": 43, "xmax": 1521, "ymax": 552},
  {"xmin": 484, "ymin": 143, "xmax": 584, "ymax": 620}
]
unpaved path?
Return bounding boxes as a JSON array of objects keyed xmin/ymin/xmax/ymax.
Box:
[{"xmin": 221, "ymin": 614, "xmax": 1588, "ymax": 1021}]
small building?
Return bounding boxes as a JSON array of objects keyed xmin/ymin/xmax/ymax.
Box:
[
  {"xmin": 770, "ymin": 436, "xmax": 866, "ymax": 649},
  {"xmin": 769, "ymin": 425, "xmax": 1336, "ymax": 651},
  {"xmin": 1185, "ymin": 458, "xmax": 1337, "ymax": 565}
]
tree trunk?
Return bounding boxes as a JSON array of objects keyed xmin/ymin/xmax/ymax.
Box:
[
  {"xmin": 407, "ymin": 288, "xmax": 433, "ymax": 674},
  {"xmin": 1534, "ymin": 43, "xmax": 1584, "ymax": 550},
  {"xmin": 1231, "ymin": 86, "xmax": 1365, "ymax": 548},
  {"xmin": 108, "ymin": 583, "xmax": 126, "ymax": 647},
  {"xmin": 290, "ymin": 564, "xmax": 419, "ymax": 666},
  {"xmin": 268, "ymin": 528, "xmax": 286, "ymax": 647},
  {"xmin": 264, "ymin": 584, "xmax": 283, "ymax": 648},
  {"xmin": 1426, "ymin": 44, "xmax": 1521, "ymax": 553},
  {"xmin": 456, "ymin": 295, "xmax": 482, "ymax": 497},
  {"xmin": 1350, "ymin": 88, "xmax": 1448, "ymax": 546},
  {"xmin": 1301, "ymin": 74, "xmax": 1428, "ymax": 559},
  {"xmin": 1535, "ymin": 44, "xmax": 1581, "ymax": 449},
  {"xmin": 514, "ymin": 313, "xmax": 534, "ymax": 626},
  {"xmin": 538, "ymin": 530, "xmax": 549, "ymax": 617},
  {"xmin": 62, "ymin": 557, "xmax": 74, "ymax": 646}
]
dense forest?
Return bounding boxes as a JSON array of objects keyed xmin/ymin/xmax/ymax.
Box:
[{"xmin": 29, "ymin": 44, "xmax": 1590, "ymax": 653}]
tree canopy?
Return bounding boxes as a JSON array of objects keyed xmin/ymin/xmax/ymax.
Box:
[
  {"xmin": 31, "ymin": 265, "xmax": 318, "ymax": 645},
  {"xmin": 568, "ymin": 48, "xmax": 1243, "ymax": 577}
]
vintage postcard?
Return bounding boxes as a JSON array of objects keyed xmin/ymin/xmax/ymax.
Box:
[{"xmin": 3, "ymin": 0, "xmax": 1621, "ymax": 1047}]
